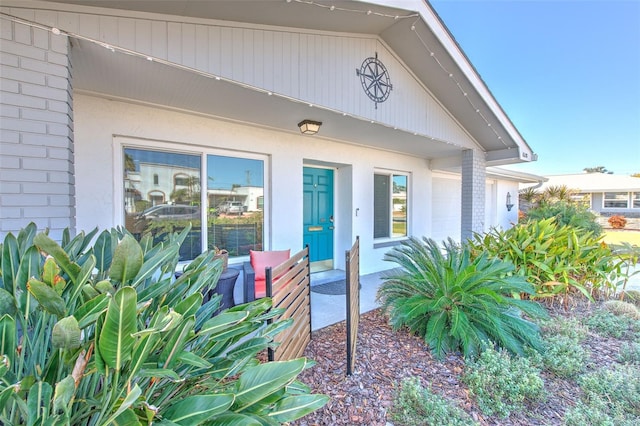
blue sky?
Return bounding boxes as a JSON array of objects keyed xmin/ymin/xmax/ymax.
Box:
[{"xmin": 430, "ymin": 0, "xmax": 640, "ymax": 176}]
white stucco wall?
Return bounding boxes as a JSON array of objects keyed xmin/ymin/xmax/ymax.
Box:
[{"xmin": 74, "ymin": 94, "xmax": 432, "ymax": 274}]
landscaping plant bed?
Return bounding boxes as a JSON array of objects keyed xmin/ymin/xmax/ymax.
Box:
[{"xmin": 292, "ymin": 303, "xmax": 637, "ymax": 426}]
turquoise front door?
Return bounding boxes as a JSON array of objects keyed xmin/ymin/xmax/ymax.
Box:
[{"xmin": 303, "ymin": 167, "xmax": 334, "ymax": 263}]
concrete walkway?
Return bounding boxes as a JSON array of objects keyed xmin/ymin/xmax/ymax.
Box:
[{"xmin": 309, "ymin": 269, "xmax": 385, "ymax": 331}]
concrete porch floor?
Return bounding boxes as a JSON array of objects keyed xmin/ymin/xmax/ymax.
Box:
[{"xmin": 231, "ymin": 266, "xmax": 386, "ymax": 331}]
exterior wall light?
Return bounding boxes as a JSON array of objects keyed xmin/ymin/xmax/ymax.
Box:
[
  {"xmin": 506, "ymin": 192, "xmax": 514, "ymax": 211},
  {"xmin": 298, "ymin": 120, "xmax": 322, "ymax": 135}
]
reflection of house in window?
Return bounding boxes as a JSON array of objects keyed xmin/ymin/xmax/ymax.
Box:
[{"xmin": 148, "ymin": 190, "xmax": 165, "ymax": 206}]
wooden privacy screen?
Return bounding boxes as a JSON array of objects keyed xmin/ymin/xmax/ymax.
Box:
[
  {"xmin": 266, "ymin": 246, "xmax": 311, "ymax": 362},
  {"xmin": 346, "ymin": 236, "xmax": 360, "ymax": 376}
]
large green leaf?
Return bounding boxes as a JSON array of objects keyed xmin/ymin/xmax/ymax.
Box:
[
  {"xmin": 1, "ymin": 233, "xmax": 19, "ymax": 294},
  {"xmin": 162, "ymin": 394, "xmax": 234, "ymax": 425},
  {"xmin": 52, "ymin": 375, "xmax": 75, "ymax": 415},
  {"xmin": 208, "ymin": 413, "xmax": 262, "ymax": 425},
  {"xmin": 27, "ymin": 381, "xmax": 53, "ymax": 426},
  {"xmin": 0, "ymin": 288, "xmax": 17, "ymax": 316},
  {"xmin": 233, "ymin": 359, "xmax": 307, "ymax": 412},
  {"xmin": 111, "ymin": 408, "xmax": 142, "ymax": 426},
  {"xmin": 27, "ymin": 279, "xmax": 66, "ymax": 317},
  {"xmin": 103, "ymin": 384, "xmax": 142, "ymax": 425},
  {"xmin": 176, "ymin": 351, "xmax": 211, "ymax": 369},
  {"xmin": 269, "ymin": 394, "xmax": 330, "ymax": 422},
  {"xmin": 199, "ymin": 311, "xmax": 249, "ymax": 337},
  {"xmin": 16, "ymin": 246, "xmax": 41, "ymax": 294},
  {"xmin": 0, "ymin": 315, "xmax": 16, "ymax": 364},
  {"xmin": 52, "ymin": 316, "xmax": 81, "ymax": 350},
  {"xmin": 74, "ymin": 294, "xmax": 109, "ymax": 329},
  {"xmin": 130, "ymin": 243, "xmax": 179, "ymax": 288},
  {"xmin": 137, "ymin": 368, "xmax": 181, "ymax": 382},
  {"xmin": 109, "ymin": 235, "xmax": 143, "ymax": 284},
  {"xmin": 159, "ymin": 315, "xmax": 195, "ymax": 370},
  {"xmin": 0, "ymin": 385, "xmax": 18, "ymax": 415},
  {"xmin": 70, "ymin": 255, "xmax": 96, "ymax": 302},
  {"xmin": 174, "ymin": 292, "xmax": 203, "ymax": 318},
  {"xmin": 33, "ymin": 233, "xmax": 81, "ymax": 284},
  {"xmin": 16, "ymin": 222, "xmax": 37, "ymax": 255},
  {"xmin": 93, "ymin": 230, "xmax": 114, "ymax": 273},
  {"xmin": 127, "ymin": 307, "xmax": 179, "ymax": 381},
  {"xmin": 99, "ymin": 287, "xmax": 137, "ymax": 371}
]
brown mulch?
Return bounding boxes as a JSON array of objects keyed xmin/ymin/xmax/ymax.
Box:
[{"xmin": 292, "ymin": 303, "xmax": 630, "ymax": 426}]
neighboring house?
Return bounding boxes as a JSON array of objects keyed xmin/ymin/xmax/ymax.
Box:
[
  {"xmin": 532, "ymin": 173, "xmax": 640, "ymax": 218},
  {"xmin": 0, "ymin": 0, "xmax": 538, "ymax": 275}
]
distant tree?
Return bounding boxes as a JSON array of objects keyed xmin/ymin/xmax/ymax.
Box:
[
  {"xmin": 583, "ymin": 166, "xmax": 613, "ymax": 174},
  {"xmin": 539, "ymin": 185, "xmax": 577, "ymax": 205},
  {"xmin": 632, "ymin": 173, "xmax": 640, "ymax": 178},
  {"xmin": 124, "ymin": 153, "xmax": 136, "ymax": 172}
]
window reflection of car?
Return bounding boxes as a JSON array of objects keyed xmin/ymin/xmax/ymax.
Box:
[
  {"xmin": 217, "ymin": 201, "xmax": 244, "ymax": 215},
  {"xmin": 137, "ymin": 204, "xmax": 200, "ymax": 220}
]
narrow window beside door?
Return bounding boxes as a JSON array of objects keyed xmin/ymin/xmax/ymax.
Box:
[{"xmin": 373, "ymin": 172, "xmax": 408, "ymax": 239}]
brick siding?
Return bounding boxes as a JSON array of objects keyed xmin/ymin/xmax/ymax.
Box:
[
  {"xmin": 0, "ymin": 19, "xmax": 75, "ymax": 240},
  {"xmin": 461, "ymin": 149, "xmax": 486, "ymax": 241}
]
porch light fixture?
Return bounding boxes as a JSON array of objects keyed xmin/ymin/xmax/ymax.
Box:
[
  {"xmin": 506, "ymin": 192, "xmax": 514, "ymax": 212},
  {"xmin": 298, "ymin": 119, "xmax": 322, "ymax": 135}
]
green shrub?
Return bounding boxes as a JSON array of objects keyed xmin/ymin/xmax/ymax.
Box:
[
  {"xmin": 604, "ymin": 300, "xmax": 640, "ymax": 320},
  {"xmin": 470, "ymin": 218, "xmax": 617, "ymax": 302},
  {"xmin": 389, "ymin": 377, "xmax": 477, "ymax": 426},
  {"xmin": 526, "ymin": 201, "xmax": 602, "ymax": 236},
  {"xmin": 539, "ymin": 317, "xmax": 589, "ymax": 342},
  {"xmin": 619, "ymin": 342, "xmax": 640, "ymax": 365},
  {"xmin": 564, "ymin": 365, "xmax": 640, "ymax": 425},
  {"xmin": 0, "ymin": 223, "xmax": 327, "ymax": 425},
  {"xmin": 377, "ymin": 237, "xmax": 548, "ymax": 359},
  {"xmin": 463, "ymin": 346, "xmax": 544, "ymax": 418},
  {"xmin": 621, "ymin": 290, "xmax": 640, "ymax": 307},
  {"xmin": 539, "ymin": 335, "xmax": 589, "ymax": 378},
  {"xmin": 585, "ymin": 309, "xmax": 640, "ymax": 339}
]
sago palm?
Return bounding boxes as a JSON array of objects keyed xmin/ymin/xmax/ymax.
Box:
[{"xmin": 377, "ymin": 237, "xmax": 548, "ymax": 359}]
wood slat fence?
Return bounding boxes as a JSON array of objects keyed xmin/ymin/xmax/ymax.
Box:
[
  {"xmin": 346, "ymin": 236, "xmax": 360, "ymax": 375},
  {"xmin": 265, "ymin": 246, "xmax": 311, "ymax": 362}
]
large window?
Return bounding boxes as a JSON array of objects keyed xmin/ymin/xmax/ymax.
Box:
[
  {"xmin": 603, "ymin": 192, "xmax": 629, "ymax": 209},
  {"xmin": 633, "ymin": 193, "xmax": 640, "ymax": 209},
  {"xmin": 374, "ymin": 172, "xmax": 408, "ymax": 239},
  {"xmin": 123, "ymin": 147, "xmax": 264, "ymax": 261}
]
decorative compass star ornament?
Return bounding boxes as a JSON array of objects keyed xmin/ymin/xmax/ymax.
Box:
[{"xmin": 356, "ymin": 52, "xmax": 392, "ymax": 109}]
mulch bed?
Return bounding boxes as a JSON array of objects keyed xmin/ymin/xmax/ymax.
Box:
[{"xmin": 292, "ymin": 303, "xmax": 629, "ymax": 426}]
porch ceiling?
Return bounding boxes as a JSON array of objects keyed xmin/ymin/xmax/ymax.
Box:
[{"xmin": 38, "ymin": 0, "xmax": 533, "ymax": 164}]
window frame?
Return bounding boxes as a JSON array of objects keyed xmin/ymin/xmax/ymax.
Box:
[
  {"xmin": 115, "ymin": 136, "xmax": 269, "ymax": 263},
  {"xmin": 373, "ymin": 169, "xmax": 409, "ymax": 243},
  {"xmin": 633, "ymin": 192, "xmax": 640, "ymax": 209},
  {"xmin": 603, "ymin": 192, "xmax": 629, "ymax": 209}
]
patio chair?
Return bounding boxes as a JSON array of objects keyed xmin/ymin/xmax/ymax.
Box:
[{"xmin": 243, "ymin": 249, "xmax": 290, "ymax": 303}]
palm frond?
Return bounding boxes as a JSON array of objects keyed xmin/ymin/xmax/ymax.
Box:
[{"xmin": 378, "ymin": 237, "xmax": 548, "ymax": 359}]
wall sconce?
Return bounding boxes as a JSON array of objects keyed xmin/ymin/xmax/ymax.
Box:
[
  {"xmin": 506, "ymin": 192, "xmax": 514, "ymax": 211},
  {"xmin": 298, "ymin": 119, "xmax": 322, "ymax": 135}
]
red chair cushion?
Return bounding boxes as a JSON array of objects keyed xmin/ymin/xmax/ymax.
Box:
[
  {"xmin": 250, "ymin": 250, "xmax": 290, "ymax": 298},
  {"xmin": 250, "ymin": 250, "xmax": 291, "ymax": 280}
]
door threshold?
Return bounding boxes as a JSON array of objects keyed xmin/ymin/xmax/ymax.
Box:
[{"xmin": 310, "ymin": 260, "xmax": 333, "ymax": 273}]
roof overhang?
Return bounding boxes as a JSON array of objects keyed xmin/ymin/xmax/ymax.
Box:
[{"xmin": 10, "ymin": 0, "xmax": 536, "ymax": 165}]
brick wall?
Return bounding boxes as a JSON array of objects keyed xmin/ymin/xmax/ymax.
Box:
[
  {"xmin": 0, "ymin": 19, "xmax": 75, "ymax": 240},
  {"xmin": 461, "ymin": 149, "xmax": 486, "ymax": 241}
]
